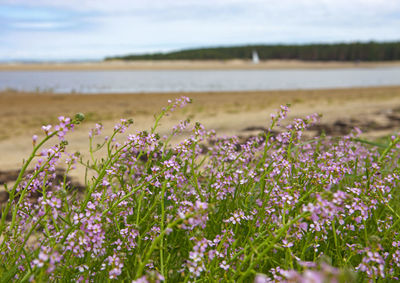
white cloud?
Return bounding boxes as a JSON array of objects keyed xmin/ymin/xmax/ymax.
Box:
[{"xmin": 0, "ymin": 0, "xmax": 399, "ymax": 60}]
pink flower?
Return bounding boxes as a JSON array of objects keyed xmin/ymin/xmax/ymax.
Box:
[
  {"xmin": 42, "ymin": 125, "xmax": 52, "ymax": 135},
  {"xmin": 254, "ymin": 274, "xmax": 271, "ymax": 283},
  {"xmin": 219, "ymin": 260, "xmax": 230, "ymax": 270},
  {"xmin": 32, "ymin": 134, "xmax": 38, "ymax": 145}
]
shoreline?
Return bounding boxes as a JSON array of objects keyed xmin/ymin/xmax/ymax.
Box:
[{"xmin": 1, "ymin": 59, "xmax": 400, "ymax": 71}]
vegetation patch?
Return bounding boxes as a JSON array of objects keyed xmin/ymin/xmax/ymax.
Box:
[
  {"xmin": 1, "ymin": 97, "xmax": 400, "ymax": 282},
  {"xmin": 106, "ymin": 41, "xmax": 400, "ymax": 62}
]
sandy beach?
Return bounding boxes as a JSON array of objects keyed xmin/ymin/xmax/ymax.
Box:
[
  {"xmin": 1, "ymin": 86, "xmax": 400, "ymax": 176},
  {"xmin": 1, "ymin": 86, "xmax": 400, "ymax": 138},
  {"xmin": 2, "ymin": 60, "xmax": 400, "ymax": 71}
]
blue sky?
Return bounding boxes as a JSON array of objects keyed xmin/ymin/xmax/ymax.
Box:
[{"xmin": 0, "ymin": 0, "xmax": 399, "ymax": 61}]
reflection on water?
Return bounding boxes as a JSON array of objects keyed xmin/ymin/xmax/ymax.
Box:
[{"xmin": 1, "ymin": 67, "xmax": 400, "ymax": 93}]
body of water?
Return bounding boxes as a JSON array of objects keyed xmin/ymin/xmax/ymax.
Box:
[{"xmin": 1, "ymin": 67, "xmax": 400, "ymax": 93}]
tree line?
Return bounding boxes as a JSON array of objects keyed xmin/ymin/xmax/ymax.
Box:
[{"xmin": 105, "ymin": 41, "xmax": 400, "ymax": 61}]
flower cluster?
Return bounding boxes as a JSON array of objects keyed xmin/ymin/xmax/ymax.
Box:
[{"xmin": 1, "ymin": 97, "xmax": 400, "ymax": 282}]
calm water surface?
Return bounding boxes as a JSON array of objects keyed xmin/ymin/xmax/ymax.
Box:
[{"xmin": 1, "ymin": 67, "xmax": 400, "ymax": 93}]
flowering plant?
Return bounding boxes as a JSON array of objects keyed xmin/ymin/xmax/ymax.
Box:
[{"xmin": 1, "ymin": 97, "xmax": 400, "ymax": 282}]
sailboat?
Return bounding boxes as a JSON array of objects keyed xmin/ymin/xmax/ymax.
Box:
[{"xmin": 252, "ymin": 50, "xmax": 260, "ymax": 64}]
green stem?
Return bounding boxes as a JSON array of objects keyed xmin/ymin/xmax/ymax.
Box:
[
  {"xmin": 135, "ymin": 216, "xmax": 188, "ymax": 279},
  {"xmin": 332, "ymin": 220, "xmax": 343, "ymax": 265},
  {"xmin": 0, "ymin": 132, "xmax": 57, "ymax": 237},
  {"xmin": 378, "ymin": 136, "xmax": 400, "ymax": 163},
  {"xmin": 160, "ymin": 182, "xmax": 167, "ymax": 281},
  {"xmin": 237, "ymin": 212, "xmax": 309, "ymax": 281}
]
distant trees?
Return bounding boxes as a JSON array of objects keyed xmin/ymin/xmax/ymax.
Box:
[{"xmin": 105, "ymin": 41, "xmax": 400, "ymax": 61}]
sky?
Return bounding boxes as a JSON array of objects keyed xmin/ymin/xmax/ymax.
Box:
[{"xmin": 0, "ymin": 0, "xmax": 399, "ymax": 61}]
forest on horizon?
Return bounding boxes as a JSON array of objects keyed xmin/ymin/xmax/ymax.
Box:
[{"xmin": 105, "ymin": 41, "xmax": 400, "ymax": 62}]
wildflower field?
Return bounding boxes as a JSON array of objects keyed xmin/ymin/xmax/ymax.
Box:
[{"xmin": 1, "ymin": 96, "xmax": 400, "ymax": 282}]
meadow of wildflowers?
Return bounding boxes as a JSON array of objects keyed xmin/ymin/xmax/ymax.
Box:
[{"xmin": 1, "ymin": 96, "xmax": 400, "ymax": 282}]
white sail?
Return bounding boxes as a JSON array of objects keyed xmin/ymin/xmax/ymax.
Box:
[{"xmin": 252, "ymin": 50, "xmax": 259, "ymax": 64}]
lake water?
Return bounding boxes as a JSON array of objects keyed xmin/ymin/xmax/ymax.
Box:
[{"xmin": 1, "ymin": 67, "xmax": 400, "ymax": 93}]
